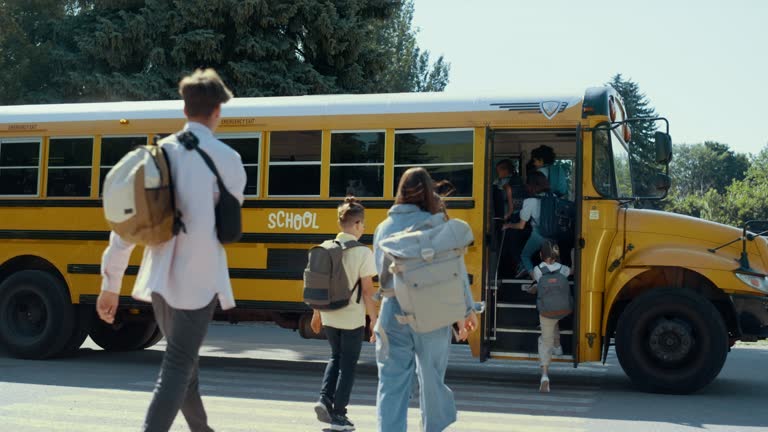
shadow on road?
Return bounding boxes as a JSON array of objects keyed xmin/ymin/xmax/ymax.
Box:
[{"xmin": 1, "ymin": 338, "xmax": 767, "ymax": 428}]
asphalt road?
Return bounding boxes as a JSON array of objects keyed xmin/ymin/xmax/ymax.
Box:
[{"xmin": 0, "ymin": 323, "xmax": 766, "ymax": 432}]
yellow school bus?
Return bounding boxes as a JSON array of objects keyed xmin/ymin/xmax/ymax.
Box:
[{"xmin": 1, "ymin": 88, "xmax": 766, "ymax": 394}]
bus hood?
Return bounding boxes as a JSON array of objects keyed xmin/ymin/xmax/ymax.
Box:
[{"xmin": 624, "ymin": 209, "xmax": 768, "ymax": 274}]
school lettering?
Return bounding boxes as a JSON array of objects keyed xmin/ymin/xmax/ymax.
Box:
[{"xmin": 267, "ymin": 210, "xmax": 320, "ymax": 231}]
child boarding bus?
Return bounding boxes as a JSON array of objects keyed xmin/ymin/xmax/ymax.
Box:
[{"xmin": 0, "ymin": 87, "xmax": 766, "ymax": 394}]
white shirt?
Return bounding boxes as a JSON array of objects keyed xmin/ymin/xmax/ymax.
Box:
[
  {"xmin": 319, "ymin": 232, "xmax": 378, "ymax": 330},
  {"xmin": 100, "ymin": 122, "xmax": 247, "ymax": 310},
  {"xmin": 519, "ymin": 196, "xmax": 541, "ymax": 227},
  {"xmin": 532, "ymin": 262, "xmax": 571, "ymax": 283}
]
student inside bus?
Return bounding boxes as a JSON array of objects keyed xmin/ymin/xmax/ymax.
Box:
[
  {"xmin": 530, "ymin": 145, "xmax": 567, "ymax": 198},
  {"xmin": 493, "ymin": 159, "xmax": 527, "ymax": 278},
  {"xmin": 503, "ymin": 171, "xmax": 550, "ymax": 280}
]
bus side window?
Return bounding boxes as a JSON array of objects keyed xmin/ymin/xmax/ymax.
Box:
[
  {"xmin": 0, "ymin": 138, "xmax": 41, "ymax": 196},
  {"xmin": 269, "ymin": 131, "xmax": 322, "ymax": 196},
  {"xmin": 219, "ymin": 135, "xmax": 260, "ymax": 196},
  {"xmin": 47, "ymin": 137, "xmax": 93, "ymax": 197},
  {"xmin": 394, "ymin": 129, "xmax": 474, "ymax": 197},
  {"xmin": 330, "ymin": 131, "xmax": 385, "ymax": 198}
]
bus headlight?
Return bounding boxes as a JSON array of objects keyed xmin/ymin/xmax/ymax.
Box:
[{"xmin": 735, "ymin": 272, "xmax": 768, "ymax": 294}]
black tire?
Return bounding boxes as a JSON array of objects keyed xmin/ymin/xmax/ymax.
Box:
[
  {"xmin": 615, "ymin": 288, "xmax": 728, "ymax": 394},
  {"xmin": 139, "ymin": 326, "xmax": 164, "ymax": 349},
  {"xmin": 0, "ymin": 270, "xmax": 75, "ymax": 359},
  {"xmin": 56, "ymin": 305, "xmax": 90, "ymax": 357},
  {"xmin": 88, "ymin": 312, "xmax": 159, "ymax": 352}
]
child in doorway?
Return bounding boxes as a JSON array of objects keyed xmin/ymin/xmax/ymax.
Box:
[
  {"xmin": 310, "ymin": 197, "xmax": 379, "ymax": 431},
  {"xmin": 503, "ymin": 171, "xmax": 550, "ymax": 279},
  {"xmin": 528, "ymin": 239, "xmax": 573, "ymax": 392}
]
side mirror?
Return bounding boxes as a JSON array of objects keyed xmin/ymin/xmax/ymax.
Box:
[{"xmin": 655, "ymin": 132, "xmax": 673, "ymax": 165}]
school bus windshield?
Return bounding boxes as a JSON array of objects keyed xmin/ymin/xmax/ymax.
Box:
[{"xmin": 592, "ymin": 123, "xmax": 668, "ymax": 199}]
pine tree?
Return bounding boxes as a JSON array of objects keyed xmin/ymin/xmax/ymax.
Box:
[
  {"xmin": 2, "ymin": 0, "xmax": 450, "ymax": 104},
  {"xmin": 371, "ymin": 0, "xmax": 450, "ymax": 92},
  {"xmin": 0, "ymin": 0, "xmax": 79, "ymax": 104}
]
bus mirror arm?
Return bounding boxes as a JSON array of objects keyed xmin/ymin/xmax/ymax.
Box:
[{"xmin": 708, "ymin": 221, "xmax": 768, "ymax": 273}]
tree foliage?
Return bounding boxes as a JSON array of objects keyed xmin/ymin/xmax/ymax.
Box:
[
  {"xmin": 607, "ymin": 74, "xmax": 765, "ymax": 226},
  {"xmin": 371, "ymin": 0, "xmax": 449, "ymax": 92},
  {"xmin": 669, "ymin": 141, "xmax": 749, "ymax": 197},
  {"xmin": 664, "ymin": 145, "xmax": 767, "ymax": 227},
  {"xmin": 0, "ymin": 0, "xmax": 451, "ymax": 104}
]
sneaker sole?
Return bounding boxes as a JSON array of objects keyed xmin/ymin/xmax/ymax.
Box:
[
  {"xmin": 314, "ymin": 404, "xmax": 332, "ymax": 424},
  {"xmin": 330, "ymin": 425, "xmax": 355, "ymax": 431}
]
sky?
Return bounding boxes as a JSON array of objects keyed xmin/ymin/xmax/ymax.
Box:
[{"xmin": 411, "ymin": 0, "xmax": 767, "ymax": 155}]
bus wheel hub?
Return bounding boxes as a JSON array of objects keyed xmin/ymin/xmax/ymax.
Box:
[{"xmin": 648, "ymin": 319, "xmax": 693, "ymax": 363}]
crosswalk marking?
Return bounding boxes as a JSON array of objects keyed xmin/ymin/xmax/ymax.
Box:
[{"xmin": 1, "ymin": 388, "xmax": 588, "ymax": 432}]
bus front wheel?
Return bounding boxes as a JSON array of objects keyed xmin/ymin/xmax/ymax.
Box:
[
  {"xmin": 615, "ymin": 288, "xmax": 728, "ymax": 394},
  {"xmin": 0, "ymin": 270, "xmax": 75, "ymax": 359}
]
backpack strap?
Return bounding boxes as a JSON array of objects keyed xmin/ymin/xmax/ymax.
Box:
[
  {"xmin": 336, "ymin": 239, "xmax": 364, "ymax": 303},
  {"xmin": 155, "ymin": 136, "xmax": 186, "ymax": 235},
  {"xmin": 176, "ymin": 131, "xmax": 232, "ymax": 201},
  {"xmin": 341, "ymin": 240, "xmax": 365, "ymax": 250},
  {"xmin": 541, "ymin": 264, "xmax": 560, "ymax": 275},
  {"xmin": 353, "ymin": 279, "xmax": 362, "ymax": 304}
]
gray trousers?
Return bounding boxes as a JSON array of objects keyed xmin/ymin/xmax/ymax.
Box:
[{"xmin": 143, "ymin": 293, "xmax": 217, "ymax": 432}]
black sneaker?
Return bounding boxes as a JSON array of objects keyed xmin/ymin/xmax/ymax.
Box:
[
  {"xmin": 330, "ymin": 413, "xmax": 355, "ymax": 431},
  {"xmin": 314, "ymin": 396, "xmax": 333, "ymax": 424}
]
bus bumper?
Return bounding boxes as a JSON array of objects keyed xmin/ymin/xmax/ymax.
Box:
[{"xmin": 731, "ymin": 294, "xmax": 768, "ymax": 340}]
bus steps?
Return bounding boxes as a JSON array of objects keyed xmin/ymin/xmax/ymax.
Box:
[{"xmin": 491, "ymin": 278, "xmax": 575, "ymax": 357}]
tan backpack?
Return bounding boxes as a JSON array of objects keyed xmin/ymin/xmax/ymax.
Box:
[{"xmin": 102, "ymin": 137, "xmax": 184, "ymax": 246}]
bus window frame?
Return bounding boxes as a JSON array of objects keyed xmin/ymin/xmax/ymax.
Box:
[
  {"xmin": 267, "ymin": 130, "xmax": 322, "ymax": 198},
  {"xmin": 393, "ymin": 127, "xmax": 475, "ymax": 198},
  {"xmin": 0, "ymin": 137, "xmax": 43, "ymax": 198},
  {"xmin": 329, "ymin": 129, "xmax": 386, "ymax": 198},
  {"xmin": 216, "ymin": 132, "xmax": 262, "ymax": 198},
  {"xmin": 47, "ymin": 135, "xmax": 94, "ymax": 198}
]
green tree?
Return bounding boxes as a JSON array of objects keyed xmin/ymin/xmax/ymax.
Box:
[
  {"xmin": 0, "ymin": 0, "xmax": 81, "ymax": 104},
  {"xmin": 371, "ymin": 0, "xmax": 450, "ymax": 92},
  {"xmin": 609, "ymin": 74, "xmax": 658, "ymax": 147},
  {"xmin": 709, "ymin": 146, "xmax": 768, "ymax": 226},
  {"xmin": 669, "ymin": 141, "xmax": 749, "ymax": 197},
  {"xmin": 1, "ymin": 0, "xmax": 451, "ymax": 104}
]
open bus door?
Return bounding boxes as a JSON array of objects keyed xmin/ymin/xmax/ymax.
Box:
[{"xmin": 481, "ymin": 127, "xmax": 581, "ymax": 365}]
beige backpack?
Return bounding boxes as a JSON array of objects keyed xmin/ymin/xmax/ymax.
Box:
[
  {"xmin": 102, "ymin": 137, "xmax": 184, "ymax": 246},
  {"xmin": 377, "ymin": 214, "xmax": 473, "ymax": 333}
]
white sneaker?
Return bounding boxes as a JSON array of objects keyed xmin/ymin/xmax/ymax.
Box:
[
  {"xmin": 552, "ymin": 346, "xmax": 563, "ymax": 356},
  {"xmin": 539, "ymin": 375, "xmax": 550, "ymax": 393}
]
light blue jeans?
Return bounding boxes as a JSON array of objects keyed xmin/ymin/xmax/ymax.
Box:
[
  {"xmin": 521, "ymin": 228, "xmax": 546, "ymax": 273},
  {"xmin": 375, "ymin": 297, "xmax": 456, "ymax": 432}
]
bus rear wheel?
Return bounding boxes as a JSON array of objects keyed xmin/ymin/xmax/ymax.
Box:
[
  {"xmin": 87, "ymin": 313, "xmax": 159, "ymax": 352},
  {"xmin": 615, "ymin": 288, "xmax": 728, "ymax": 394},
  {"xmin": 0, "ymin": 270, "xmax": 75, "ymax": 359}
]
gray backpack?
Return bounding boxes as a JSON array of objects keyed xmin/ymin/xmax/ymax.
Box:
[
  {"xmin": 303, "ymin": 240, "xmax": 365, "ymax": 310},
  {"xmin": 377, "ymin": 214, "xmax": 473, "ymax": 333},
  {"xmin": 536, "ymin": 266, "xmax": 573, "ymax": 319}
]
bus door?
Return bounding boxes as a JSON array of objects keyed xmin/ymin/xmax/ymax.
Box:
[{"xmin": 482, "ymin": 129, "xmax": 580, "ymax": 363}]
